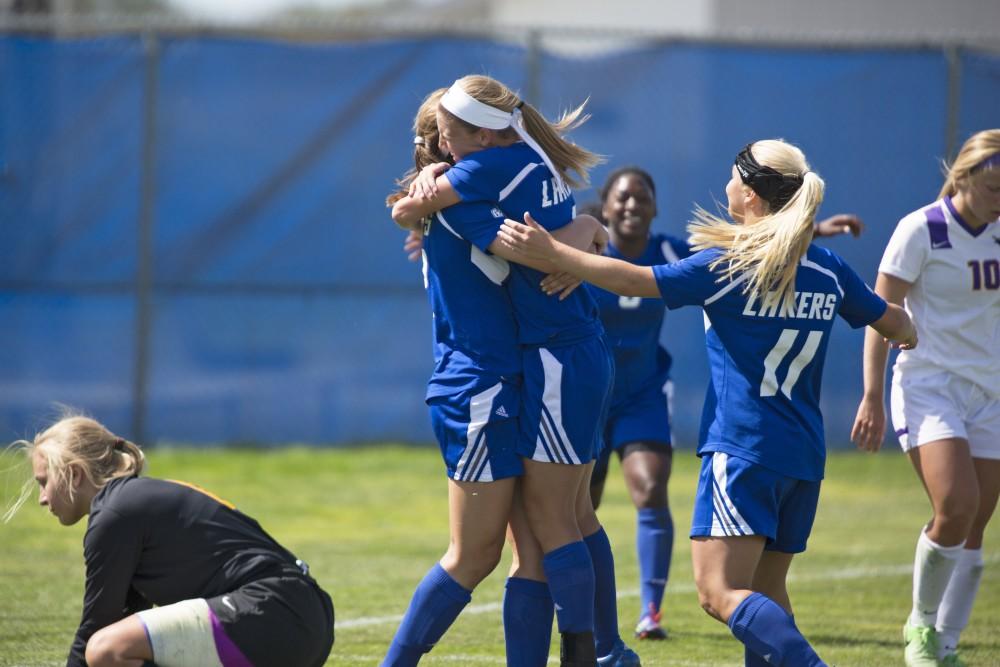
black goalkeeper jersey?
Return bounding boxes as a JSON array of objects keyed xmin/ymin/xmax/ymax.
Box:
[{"xmin": 68, "ymin": 475, "xmax": 313, "ymax": 666}]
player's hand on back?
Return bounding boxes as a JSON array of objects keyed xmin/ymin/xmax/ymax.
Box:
[
  {"xmin": 499, "ymin": 213, "xmax": 557, "ymax": 262},
  {"xmin": 409, "ymin": 162, "xmax": 451, "ymax": 199},
  {"xmin": 540, "ymin": 271, "xmax": 581, "ymax": 300},
  {"xmin": 403, "ymin": 229, "xmax": 423, "ymax": 262}
]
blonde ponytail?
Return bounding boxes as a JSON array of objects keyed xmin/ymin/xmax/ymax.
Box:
[
  {"xmin": 443, "ymin": 75, "xmax": 603, "ymax": 189},
  {"xmin": 688, "ymin": 140, "xmax": 825, "ymax": 313}
]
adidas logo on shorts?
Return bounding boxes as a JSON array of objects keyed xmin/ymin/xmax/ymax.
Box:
[{"xmin": 495, "ymin": 405, "xmax": 509, "ymax": 418}]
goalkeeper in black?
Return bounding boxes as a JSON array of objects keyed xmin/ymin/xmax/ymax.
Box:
[{"xmin": 13, "ymin": 413, "xmax": 335, "ymax": 667}]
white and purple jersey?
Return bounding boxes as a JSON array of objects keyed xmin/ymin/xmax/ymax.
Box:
[
  {"xmin": 589, "ymin": 233, "xmax": 690, "ymax": 403},
  {"xmin": 653, "ymin": 245, "xmax": 887, "ymax": 481},
  {"xmin": 446, "ymin": 142, "xmax": 602, "ymax": 346},
  {"xmin": 880, "ymin": 196, "xmax": 1000, "ymax": 397},
  {"xmin": 422, "ymin": 202, "xmax": 520, "ymax": 400}
]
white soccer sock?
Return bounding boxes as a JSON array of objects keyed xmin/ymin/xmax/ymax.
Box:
[
  {"xmin": 908, "ymin": 529, "xmax": 965, "ymax": 627},
  {"xmin": 936, "ymin": 548, "xmax": 984, "ymax": 657}
]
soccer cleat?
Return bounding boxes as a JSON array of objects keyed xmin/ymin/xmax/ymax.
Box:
[
  {"xmin": 634, "ymin": 603, "xmax": 667, "ymax": 640},
  {"xmin": 903, "ymin": 622, "xmax": 940, "ymax": 667},
  {"xmin": 939, "ymin": 654, "xmax": 966, "ymax": 667},
  {"xmin": 596, "ymin": 638, "xmax": 642, "ymax": 667}
]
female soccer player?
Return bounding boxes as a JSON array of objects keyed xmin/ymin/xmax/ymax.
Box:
[
  {"xmin": 584, "ymin": 166, "xmax": 689, "ymax": 642},
  {"xmin": 8, "ymin": 414, "xmax": 334, "ymax": 667},
  {"xmin": 852, "ymin": 128, "xmax": 1000, "ymax": 667},
  {"xmin": 498, "ymin": 138, "xmax": 917, "ymax": 667},
  {"xmin": 587, "ymin": 167, "xmax": 866, "ymax": 641},
  {"xmin": 383, "ymin": 88, "xmax": 616, "ymax": 667},
  {"xmin": 392, "ymin": 75, "xmax": 638, "ymax": 667}
]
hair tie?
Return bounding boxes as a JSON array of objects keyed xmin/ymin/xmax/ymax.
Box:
[
  {"xmin": 413, "ymin": 136, "xmax": 425, "ymax": 146},
  {"xmin": 734, "ymin": 143, "xmax": 803, "ymax": 210},
  {"xmin": 440, "ymin": 81, "xmax": 564, "ymax": 191},
  {"xmin": 114, "ymin": 438, "xmax": 126, "ymax": 451}
]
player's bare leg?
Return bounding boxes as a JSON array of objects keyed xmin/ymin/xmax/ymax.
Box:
[{"xmin": 84, "ymin": 616, "xmax": 153, "ymax": 667}]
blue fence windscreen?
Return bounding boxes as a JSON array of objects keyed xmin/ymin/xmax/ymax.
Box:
[{"xmin": 1, "ymin": 34, "xmax": 998, "ymax": 446}]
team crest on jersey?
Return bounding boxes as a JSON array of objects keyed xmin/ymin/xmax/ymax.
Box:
[{"xmin": 491, "ymin": 207, "xmax": 504, "ymax": 219}]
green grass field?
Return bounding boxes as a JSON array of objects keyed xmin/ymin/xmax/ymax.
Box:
[{"xmin": 2, "ymin": 445, "xmax": 998, "ymax": 666}]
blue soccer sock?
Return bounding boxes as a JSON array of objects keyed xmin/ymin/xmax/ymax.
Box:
[
  {"xmin": 584, "ymin": 527, "xmax": 622, "ymax": 658},
  {"xmin": 637, "ymin": 507, "xmax": 673, "ymax": 618},
  {"xmin": 503, "ymin": 577, "xmax": 554, "ymax": 667},
  {"xmin": 743, "ymin": 614, "xmax": 798, "ymax": 667},
  {"xmin": 382, "ymin": 563, "xmax": 472, "ymax": 667},
  {"xmin": 542, "ymin": 541, "xmax": 595, "ymax": 633},
  {"xmin": 728, "ymin": 593, "xmax": 825, "ymax": 667}
]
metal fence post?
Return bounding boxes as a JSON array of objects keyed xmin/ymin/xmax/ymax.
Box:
[
  {"xmin": 525, "ymin": 28, "xmax": 542, "ymax": 108},
  {"xmin": 132, "ymin": 31, "xmax": 159, "ymax": 446},
  {"xmin": 944, "ymin": 45, "xmax": 962, "ymax": 162}
]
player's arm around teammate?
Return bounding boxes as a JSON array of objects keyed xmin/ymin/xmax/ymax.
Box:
[
  {"xmin": 584, "ymin": 166, "xmax": 869, "ymax": 641},
  {"xmin": 852, "ymin": 129, "xmax": 1000, "ymax": 667},
  {"xmin": 7, "ymin": 414, "xmax": 334, "ymax": 667},
  {"xmin": 423, "ymin": 76, "xmax": 643, "ymax": 666},
  {"xmin": 503, "ymin": 139, "xmax": 915, "ymax": 667}
]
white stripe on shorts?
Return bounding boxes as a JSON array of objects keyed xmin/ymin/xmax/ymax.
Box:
[
  {"xmin": 454, "ymin": 383, "xmax": 501, "ymax": 482},
  {"xmin": 531, "ymin": 348, "xmax": 582, "ymax": 465},
  {"xmin": 710, "ymin": 453, "xmax": 753, "ymax": 537}
]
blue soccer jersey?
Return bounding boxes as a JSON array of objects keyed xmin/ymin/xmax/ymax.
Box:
[
  {"xmin": 422, "ymin": 201, "xmax": 521, "ymax": 400},
  {"xmin": 652, "ymin": 245, "xmax": 887, "ymax": 481},
  {"xmin": 446, "ymin": 142, "xmax": 602, "ymax": 346},
  {"xmin": 590, "ymin": 233, "xmax": 690, "ymax": 402}
]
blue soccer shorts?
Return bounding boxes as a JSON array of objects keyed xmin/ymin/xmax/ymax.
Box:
[
  {"xmin": 518, "ymin": 336, "xmax": 614, "ymax": 465},
  {"xmin": 428, "ymin": 379, "xmax": 523, "ymax": 482},
  {"xmin": 605, "ymin": 377, "xmax": 673, "ymax": 452},
  {"xmin": 690, "ymin": 451, "xmax": 820, "ymax": 553}
]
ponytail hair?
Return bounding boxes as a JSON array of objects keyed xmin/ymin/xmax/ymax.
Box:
[
  {"xmin": 386, "ymin": 88, "xmax": 449, "ymax": 207},
  {"xmin": 938, "ymin": 128, "xmax": 1000, "ymax": 199},
  {"xmin": 440, "ymin": 74, "xmax": 603, "ymax": 189},
  {"xmin": 688, "ymin": 139, "xmax": 824, "ymax": 313},
  {"xmin": 3, "ymin": 412, "xmax": 145, "ymax": 522}
]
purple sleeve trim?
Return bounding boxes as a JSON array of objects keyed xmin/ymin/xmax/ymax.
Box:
[
  {"xmin": 925, "ymin": 204, "xmax": 952, "ymax": 249},
  {"xmin": 895, "ymin": 427, "xmax": 909, "ymax": 437}
]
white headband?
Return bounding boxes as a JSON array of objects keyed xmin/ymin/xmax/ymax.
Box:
[
  {"xmin": 440, "ymin": 84, "xmax": 512, "ymax": 130},
  {"xmin": 439, "ymin": 81, "xmax": 566, "ymax": 191}
]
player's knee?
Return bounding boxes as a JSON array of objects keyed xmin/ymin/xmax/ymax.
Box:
[
  {"xmin": 695, "ymin": 588, "xmax": 725, "ymax": 622},
  {"xmin": 936, "ymin": 490, "xmax": 979, "ymax": 529},
  {"xmin": 84, "ymin": 629, "xmax": 123, "ymax": 667},
  {"xmin": 447, "ymin": 537, "xmax": 505, "ymax": 583}
]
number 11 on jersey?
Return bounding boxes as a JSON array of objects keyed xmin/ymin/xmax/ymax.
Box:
[{"xmin": 760, "ymin": 329, "xmax": 824, "ymax": 398}]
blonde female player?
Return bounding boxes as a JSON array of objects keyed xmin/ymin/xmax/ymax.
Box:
[
  {"xmin": 6, "ymin": 414, "xmax": 334, "ymax": 667},
  {"xmin": 392, "ymin": 76, "xmax": 639, "ymax": 666},
  {"xmin": 852, "ymin": 129, "xmax": 1000, "ymax": 667},
  {"xmin": 383, "ymin": 89, "xmax": 616, "ymax": 667},
  {"xmin": 499, "ymin": 139, "xmax": 917, "ymax": 667}
]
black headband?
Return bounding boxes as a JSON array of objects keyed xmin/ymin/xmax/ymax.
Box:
[{"xmin": 734, "ymin": 143, "xmax": 803, "ymax": 210}]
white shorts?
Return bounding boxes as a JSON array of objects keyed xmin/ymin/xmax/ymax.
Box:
[{"xmin": 890, "ymin": 370, "xmax": 1000, "ymax": 459}]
